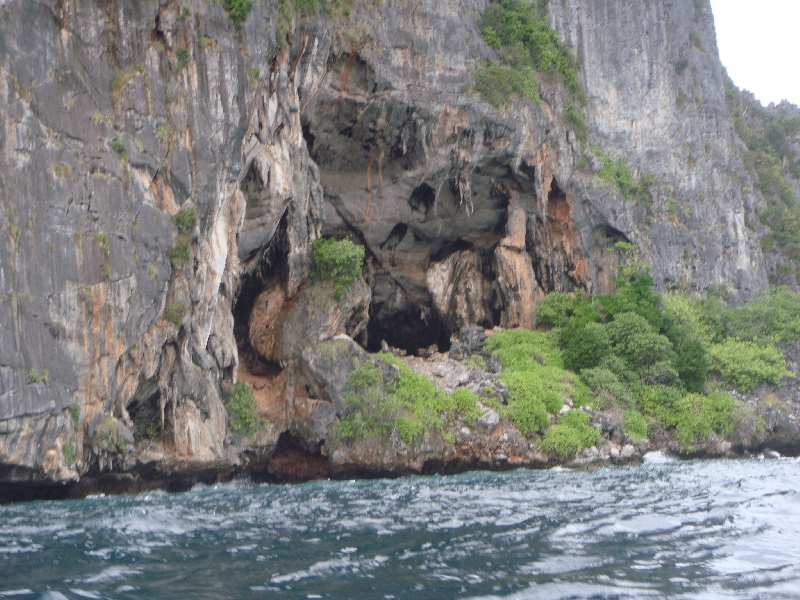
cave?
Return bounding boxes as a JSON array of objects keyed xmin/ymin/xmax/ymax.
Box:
[
  {"xmin": 364, "ymin": 272, "xmax": 451, "ymax": 354},
  {"xmin": 409, "ymin": 183, "xmax": 436, "ymax": 214},
  {"xmin": 127, "ymin": 376, "xmax": 165, "ymax": 440},
  {"xmin": 380, "ymin": 222, "xmax": 408, "ymax": 251},
  {"xmin": 232, "ymin": 216, "xmax": 290, "ymax": 381}
]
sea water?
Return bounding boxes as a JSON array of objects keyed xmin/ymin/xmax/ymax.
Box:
[{"xmin": 1, "ymin": 456, "xmax": 799, "ymax": 599}]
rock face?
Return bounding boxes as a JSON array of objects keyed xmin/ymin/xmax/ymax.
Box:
[{"xmin": 0, "ymin": 0, "xmax": 791, "ymax": 495}]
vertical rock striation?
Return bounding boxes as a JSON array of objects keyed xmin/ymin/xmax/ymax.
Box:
[{"xmin": 0, "ymin": 0, "xmax": 780, "ymax": 491}]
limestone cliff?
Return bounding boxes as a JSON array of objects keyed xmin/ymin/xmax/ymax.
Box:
[{"xmin": 0, "ymin": 0, "xmax": 789, "ymax": 496}]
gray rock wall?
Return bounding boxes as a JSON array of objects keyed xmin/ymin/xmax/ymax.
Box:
[{"xmin": 0, "ymin": 0, "xmax": 774, "ymax": 487}]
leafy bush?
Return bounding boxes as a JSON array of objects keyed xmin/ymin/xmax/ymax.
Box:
[
  {"xmin": 339, "ymin": 355, "xmax": 455, "ymax": 444},
  {"xmin": 581, "ymin": 367, "xmax": 634, "ymax": 409},
  {"xmin": 478, "ymin": 0, "xmax": 583, "ymax": 100},
  {"xmin": 473, "ymin": 63, "xmax": 539, "ymax": 107},
  {"xmin": 539, "ymin": 409, "xmax": 600, "ymax": 457},
  {"xmin": 173, "ymin": 207, "xmax": 197, "ymax": 236},
  {"xmin": 719, "ymin": 286, "xmax": 800, "ymax": 344},
  {"xmin": 623, "ymin": 410, "xmax": 648, "ymax": 442},
  {"xmin": 164, "ymin": 302, "xmax": 187, "ymax": 327},
  {"xmin": 223, "ymin": 0, "xmax": 254, "ymax": 28},
  {"xmin": 170, "ymin": 207, "xmax": 196, "ymax": 267},
  {"xmin": 592, "ymin": 146, "xmax": 654, "ymax": 207},
  {"xmin": 561, "ymin": 321, "xmax": 609, "ymax": 373},
  {"xmin": 605, "ymin": 312, "xmax": 676, "ymax": 382},
  {"xmin": 62, "ymin": 441, "xmax": 75, "ymax": 464},
  {"xmin": 174, "ymin": 47, "xmax": 190, "ymax": 72},
  {"xmin": 503, "ymin": 371, "xmax": 552, "ymax": 434},
  {"xmin": 672, "ymin": 392, "xmax": 735, "ymax": 447},
  {"xmin": 450, "ymin": 388, "xmax": 483, "ymax": 421},
  {"xmin": 486, "ymin": 328, "xmax": 590, "ymax": 433},
  {"xmin": 536, "ymin": 291, "xmax": 598, "ymax": 328},
  {"xmin": 708, "ymin": 340, "xmax": 793, "ymax": 392},
  {"xmin": 109, "ymin": 137, "xmax": 125, "ymax": 155},
  {"xmin": 312, "ymin": 237, "xmax": 365, "ymax": 299},
  {"xmin": 223, "ymin": 381, "xmax": 261, "ymax": 435}
]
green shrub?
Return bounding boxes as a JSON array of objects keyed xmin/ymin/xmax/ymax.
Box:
[
  {"xmin": 720, "ymin": 286, "xmax": 800, "ymax": 344},
  {"xmin": 173, "ymin": 207, "xmax": 197, "ymax": 236},
  {"xmin": 69, "ymin": 404, "xmax": 81, "ymax": 426},
  {"xmin": 675, "ymin": 58, "xmax": 689, "ymax": 75},
  {"xmin": 592, "ymin": 146, "xmax": 654, "ymax": 207},
  {"xmin": 601, "ymin": 267, "xmax": 663, "ymax": 329},
  {"xmin": 62, "ymin": 441, "xmax": 75, "ymax": 464},
  {"xmin": 339, "ymin": 355, "xmax": 454, "ymax": 444},
  {"xmin": 605, "ymin": 312, "xmax": 676, "ymax": 380},
  {"xmin": 312, "ymin": 237, "xmax": 365, "ymax": 299},
  {"xmin": 536, "ymin": 291, "xmax": 599, "ymax": 328},
  {"xmin": 174, "ymin": 47, "xmax": 190, "ymax": 72},
  {"xmin": 473, "ymin": 63, "xmax": 540, "ymax": 107},
  {"xmin": 581, "ymin": 367, "xmax": 634, "ymax": 409},
  {"xmin": 223, "ymin": 0, "xmax": 254, "ymax": 28},
  {"xmin": 485, "ymin": 329, "xmax": 562, "ymax": 366},
  {"xmin": 561, "ymin": 321, "xmax": 609, "ymax": 373},
  {"xmin": 540, "ymin": 409, "xmax": 599, "ymax": 457},
  {"xmin": 28, "ymin": 368, "xmax": 42, "ymax": 384},
  {"xmin": 708, "ymin": 339, "xmax": 793, "ymax": 392},
  {"xmin": 169, "ymin": 207, "xmax": 196, "ymax": 267},
  {"xmin": 164, "ymin": 302, "xmax": 187, "ymax": 326},
  {"xmin": 450, "ymin": 388, "xmax": 482, "ymax": 421},
  {"xmin": 503, "ymin": 371, "xmax": 551, "ymax": 434},
  {"xmin": 623, "ymin": 410, "xmax": 648, "ymax": 442},
  {"xmin": 109, "ymin": 137, "xmax": 126, "ymax": 155},
  {"xmin": 478, "ymin": 0, "xmax": 583, "ymax": 100},
  {"xmin": 673, "ymin": 392, "xmax": 735, "ymax": 447},
  {"xmin": 223, "ymin": 380, "xmax": 261, "ymax": 435}
]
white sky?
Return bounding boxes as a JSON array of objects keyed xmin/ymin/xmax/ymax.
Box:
[{"xmin": 710, "ymin": 0, "xmax": 800, "ymax": 107}]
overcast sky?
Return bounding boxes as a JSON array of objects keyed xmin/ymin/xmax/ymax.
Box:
[{"xmin": 710, "ymin": 0, "xmax": 800, "ymax": 107}]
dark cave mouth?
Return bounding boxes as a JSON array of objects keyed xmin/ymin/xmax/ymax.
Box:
[{"xmin": 364, "ymin": 303, "xmax": 452, "ymax": 355}]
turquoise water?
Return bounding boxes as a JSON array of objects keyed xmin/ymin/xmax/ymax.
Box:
[{"xmin": 1, "ymin": 456, "xmax": 800, "ymax": 599}]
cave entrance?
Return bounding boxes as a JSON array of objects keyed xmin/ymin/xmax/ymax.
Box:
[
  {"xmin": 128, "ymin": 376, "xmax": 165, "ymax": 440},
  {"xmin": 364, "ymin": 273, "xmax": 451, "ymax": 355},
  {"xmin": 231, "ymin": 212, "xmax": 290, "ymax": 426}
]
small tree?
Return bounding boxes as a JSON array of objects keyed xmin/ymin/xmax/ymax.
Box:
[{"xmin": 312, "ymin": 237, "xmax": 365, "ymax": 298}]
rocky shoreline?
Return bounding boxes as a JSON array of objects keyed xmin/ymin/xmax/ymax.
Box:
[{"xmin": 4, "ymin": 326, "xmax": 798, "ymax": 505}]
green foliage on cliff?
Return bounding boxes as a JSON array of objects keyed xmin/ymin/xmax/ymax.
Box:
[
  {"xmin": 707, "ymin": 340, "xmax": 792, "ymax": 393},
  {"xmin": 164, "ymin": 302, "xmax": 187, "ymax": 327},
  {"xmin": 222, "ymin": 0, "xmax": 254, "ymax": 28},
  {"xmin": 540, "ymin": 409, "xmax": 600, "ymax": 457},
  {"xmin": 170, "ymin": 207, "xmax": 196, "ymax": 268},
  {"xmin": 338, "ymin": 356, "xmax": 481, "ymax": 444},
  {"xmin": 623, "ymin": 410, "xmax": 648, "ymax": 442},
  {"xmin": 485, "ymin": 329, "xmax": 591, "ymax": 436},
  {"xmin": 530, "ymin": 268, "xmax": 799, "ymax": 450},
  {"xmin": 473, "ymin": 64, "xmax": 540, "ymax": 107},
  {"xmin": 223, "ymin": 381, "xmax": 263, "ymax": 435},
  {"xmin": 312, "ymin": 237, "xmax": 365, "ymax": 299},
  {"xmin": 725, "ymin": 77, "xmax": 800, "ymax": 269},
  {"xmin": 592, "ymin": 146, "xmax": 654, "ymax": 207},
  {"xmin": 474, "ymin": 0, "xmax": 584, "ymax": 113}
]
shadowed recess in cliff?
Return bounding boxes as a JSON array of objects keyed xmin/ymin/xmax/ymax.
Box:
[
  {"xmin": 364, "ymin": 270, "xmax": 451, "ymax": 355},
  {"xmin": 233, "ymin": 215, "xmax": 291, "ymax": 377}
]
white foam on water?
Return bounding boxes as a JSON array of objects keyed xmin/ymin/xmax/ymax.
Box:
[
  {"xmin": 0, "ymin": 591, "xmax": 33, "ymax": 597},
  {"xmin": 642, "ymin": 451, "xmax": 677, "ymax": 463},
  {"xmin": 69, "ymin": 590, "xmax": 102, "ymax": 599},
  {"xmin": 83, "ymin": 566, "xmax": 142, "ymax": 584}
]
